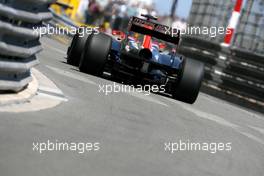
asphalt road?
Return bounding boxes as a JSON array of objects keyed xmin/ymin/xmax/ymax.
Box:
[{"xmin": 0, "ymin": 36, "xmax": 263, "ymax": 176}]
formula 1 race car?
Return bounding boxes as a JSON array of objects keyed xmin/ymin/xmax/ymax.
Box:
[{"xmin": 67, "ymin": 14, "xmax": 204, "ymax": 104}]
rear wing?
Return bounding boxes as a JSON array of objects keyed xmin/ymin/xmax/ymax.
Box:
[{"xmin": 128, "ymin": 16, "xmax": 180, "ymax": 45}]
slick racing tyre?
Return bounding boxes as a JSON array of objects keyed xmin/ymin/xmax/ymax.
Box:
[
  {"xmin": 79, "ymin": 33, "xmax": 112, "ymax": 75},
  {"xmin": 172, "ymin": 58, "xmax": 204, "ymax": 104},
  {"xmin": 67, "ymin": 31, "xmax": 89, "ymax": 66}
]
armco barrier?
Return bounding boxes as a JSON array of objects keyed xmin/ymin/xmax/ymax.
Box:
[
  {"xmin": 0, "ymin": 0, "xmax": 55, "ymax": 92},
  {"xmin": 178, "ymin": 36, "xmax": 264, "ymax": 105},
  {"xmin": 184, "ymin": 0, "xmax": 264, "ymax": 112}
]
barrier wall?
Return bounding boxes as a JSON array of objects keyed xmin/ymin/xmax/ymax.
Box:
[
  {"xmin": 179, "ymin": 0, "xmax": 264, "ymax": 106},
  {"xmin": 0, "ymin": 0, "xmax": 55, "ymax": 92}
]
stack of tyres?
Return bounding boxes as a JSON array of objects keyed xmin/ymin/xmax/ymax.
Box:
[{"xmin": 0, "ymin": 0, "xmax": 55, "ymax": 92}]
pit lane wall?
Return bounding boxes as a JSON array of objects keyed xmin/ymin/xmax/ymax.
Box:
[
  {"xmin": 178, "ymin": 0, "xmax": 264, "ymax": 107},
  {"xmin": 0, "ymin": 0, "xmax": 55, "ymax": 92}
]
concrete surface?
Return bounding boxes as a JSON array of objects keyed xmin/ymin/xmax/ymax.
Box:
[{"xmin": 0, "ymin": 37, "xmax": 263, "ymax": 176}]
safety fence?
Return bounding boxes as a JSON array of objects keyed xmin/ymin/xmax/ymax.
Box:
[
  {"xmin": 233, "ymin": 0, "xmax": 264, "ymax": 55},
  {"xmin": 179, "ymin": 0, "xmax": 264, "ymax": 109},
  {"xmin": 188, "ymin": 0, "xmax": 235, "ymax": 42},
  {"xmin": 179, "ymin": 37, "xmax": 264, "ymax": 105},
  {"xmin": 0, "ymin": 0, "xmax": 55, "ymax": 92}
]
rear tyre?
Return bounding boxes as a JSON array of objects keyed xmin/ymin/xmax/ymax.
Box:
[
  {"xmin": 79, "ymin": 33, "xmax": 112, "ymax": 75},
  {"xmin": 67, "ymin": 31, "xmax": 89, "ymax": 66},
  {"xmin": 172, "ymin": 58, "xmax": 204, "ymax": 104}
]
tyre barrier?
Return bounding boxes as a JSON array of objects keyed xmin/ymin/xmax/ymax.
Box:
[
  {"xmin": 178, "ymin": 36, "xmax": 264, "ymax": 107},
  {"xmin": 0, "ymin": 0, "xmax": 55, "ymax": 92}
]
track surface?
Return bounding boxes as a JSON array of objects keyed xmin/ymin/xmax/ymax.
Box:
[{"xmin": 0, "ymin": 37, "xmax": 263, "ymax": 176}]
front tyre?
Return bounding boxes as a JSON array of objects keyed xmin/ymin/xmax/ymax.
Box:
[
  {"xmin": 79, "ymin": 33, "xmax": 112, "ymax": 75},
  {"xmin": 172, "ymin": 58, "xmax": 204, "ymax": 104}
]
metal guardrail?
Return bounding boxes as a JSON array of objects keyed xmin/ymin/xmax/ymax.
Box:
[
  {"xmin": 178, "ymin": 36, "xmax": 264, "ymax": 104},
  {"xmin": 0, "ymin": 0, "xmax": 55, "ymax": 92},
  {"xmin": 180, "ymin": 0, "xmax": 264, "ymax": 109}
]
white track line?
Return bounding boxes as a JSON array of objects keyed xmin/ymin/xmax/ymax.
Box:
[
  {"xmin": 200, "ymin": 93, "xmax": 264, "ymax": 120},
  {"xmin": 165, "ymin": 97, "xmax": 239, "ymax": 129},
  {"xmin": 46, "ymin": 65, "xmax": 97, "ymax": 85},
  {"xmin": 127, "ymin": 91, "xmax": 169, "ymax": 107},
  {"xmin": 38, "ymin": 86, "xmax": 64, "ymax": 95},
  {"xmin": 37, "ymin": 92, "xmax": 68, "ymax": 102},
  {"xmin": 47, "ymin": 65, "xmax": 168, "ymax": 106},
  {"xmin": 163, "ymin": 97, "xmax": 264, "ymax": 146},
  {"xmin": 248, "ymin": 125, "xmax": 264, "ymax": 136},
  {"xmin": 238, "ymin": 131, "xmax": 264, "ymax": 145},
  {"xmin": 0, "ymin": 68, "xmax": 67, "ymax": 112}
]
